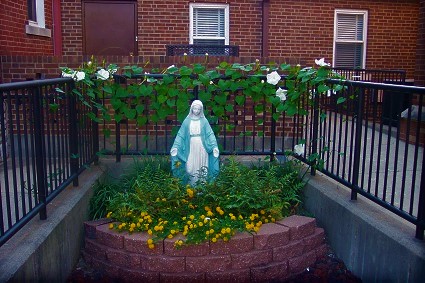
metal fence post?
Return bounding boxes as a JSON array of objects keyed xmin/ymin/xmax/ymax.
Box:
[
  {"xmin": 416, "ymin": 146, "xmax": 425, "ymax": 240},
  {"xmin": 92, "ymin": 93, "xmax": 99, "ymax": 165},
  {"xmin": 310, "ymin": 90, "xmax": 320, "ymax": 176},
  {"xmin": 32, "ymin": 85, "xmax": 47, "ymax": 219},
  {"xmin": 270, "ymin": 105, "xmax": 276, "ymax": 162},
  {"xmin": 351, "ymin": 86, "xmax": 364, "ymax": 201},
  {"xmin": 68, "ymin": 81, "xmax": 79, "ymax": 186}
]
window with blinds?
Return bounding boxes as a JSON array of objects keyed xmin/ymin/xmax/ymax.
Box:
[
  {"xmin": 190, "ymin": 3, "xmax": 229, "ymax": 46},
  {"xmin": 333, "ymin": 10, "xmax": 368, "ymax": 68}
]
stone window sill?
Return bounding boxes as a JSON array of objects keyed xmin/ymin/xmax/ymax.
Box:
[{"xmin": 25, "ymin": 24, "xmax": 51, "ymax": 37}]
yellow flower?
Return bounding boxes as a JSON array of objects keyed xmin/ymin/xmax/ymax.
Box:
[
  {"xmin": 109, "ymin": 223, "xmax": 114, "ymax": 229},
  {"xmin": 198, "ymin": 222, "xmax": 203, "ymax": 227},
  {"xmin": 106, "ymin": 212, "xmax": 113, "ymax": 218},
  {"xmin": 206, "ymin": 231, "xmax": 210, "ymax": 235},
  {"xmin": 204, "ymin": 206, "xmax": 211, "ymax": 211},
  {"xmin": 207, "ymin": 211, "xmax": 214, "ymax": 217},
  {"xmin": 189, "ymin": 215, "xmax": 195, "ymax": 220},
  {"xmin": 211, "ymin": 238, "xmax": 217, "ymax": 243},
  {"xmin": 148, "ymin": 229, "xmax": 153, "ymax": 235},
  {"xmin": 129, "ymin": 227, "xmax": 134, "ymax": 232},
  {"xmin": 167, "ymin": 234, "xmax": 173, "ymax": 239},
  {"xmin": 130, "ymin": 223, "xmax": 136, "ymax": 229},
  {"xmin": 260, "ymin": 210, "xmax": 265, "ymax": 215},
  {"xmin": 225, "ymin": 227, "xmax": 231, "ymax": 233},
  {"xmin": 148, "ymin": 244, "xmax": 155, "ymax": 249},
  {"xmin": 209, "ymin": 229, "xmax": 214, "ymax": 234},
  {"xmin": 147, "ymin": 239, "xmax": 153, "ymax": 245}
]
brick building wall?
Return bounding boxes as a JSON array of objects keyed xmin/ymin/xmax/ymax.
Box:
[
  {"xmin": 416, "ymin": 0, "xmax": 425, "ymax": 86},
  {"xmin": 0, "ymin": 0, "xmax": 54, "ymax": 55},
  {"xmin": 267, "ymin": 0, "xmax": 419, "ymax": 77},
  {"xmin": 0, "ymin": 0, "xmax": 422, "ymax": 83}
]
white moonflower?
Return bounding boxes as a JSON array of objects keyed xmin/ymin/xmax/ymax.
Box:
[
  {"xmin": 75, "ymin": 71, "xmax": 85, "ymax": 82},
  {"xmin": 266, "ymin": 71, "xmax": 281, "ymax": 85},
  {"xmin": 294, "ymin": 144, "xmax": 305, "ymax": 156},
  {"xmin": 276, "ymin": 87, "xmax": 287, "ymax": 101},
  {"xmin": 96, "ymin": 69, "xmax": 110, "ymax": 80},
  {"xmin": 315, "ymin": 58, "xmax": 331, "ymax": 67}
]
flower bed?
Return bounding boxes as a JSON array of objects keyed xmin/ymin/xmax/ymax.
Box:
[{"xmin": 83, "ymin": 215, "xmax": 327, "ymax": 282}]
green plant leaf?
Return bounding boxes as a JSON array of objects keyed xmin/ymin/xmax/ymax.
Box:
[{"xmin": 337, "ymin": 97, "xmax": 346, "ymax": 104}]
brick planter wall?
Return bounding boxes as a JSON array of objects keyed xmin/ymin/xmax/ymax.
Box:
[{"xmin": 83, "ymin": 215, "xmax": 327, "ymax": 282}]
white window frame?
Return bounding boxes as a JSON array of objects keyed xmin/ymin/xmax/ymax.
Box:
[
  {"xmin": 333, "ymin": 9, "xmax": 368, "ymax": 68},
  {"xmin": 26, "ymin": 0, "xmax": 51, "ymax": 37},
  {"xmin": 189, "ymin": 3, "xmax": 229, "ymax": 45}
]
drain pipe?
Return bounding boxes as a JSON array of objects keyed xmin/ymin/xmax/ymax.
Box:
[
  {"xmin": 52, "ymin": 0, "xmax": 63, "ymax": 55},
  {"xmin": 262, "ymin": 0, "xmax": 270, "ymax": 58}
]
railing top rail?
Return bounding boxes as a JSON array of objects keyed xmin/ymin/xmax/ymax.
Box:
[
  {"xmin": 332, "ymin": 67, "xmax": 406, "ymax": 73},
  {"xmin": 0, "ymin": 77, "xmax": 73, "ymax": 92},
  {"xmin": 327, "ymin": 78, "xmax": 425, "ymax": 94}
]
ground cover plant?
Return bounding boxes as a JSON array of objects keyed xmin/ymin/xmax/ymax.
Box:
[{"xmin": 90, "ymin": 156, "xmax": 306, "ymax": 248}]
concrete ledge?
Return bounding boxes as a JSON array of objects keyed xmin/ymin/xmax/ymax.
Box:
[
  {"xmin": 0, "ymin": 165, "xmax": 103, "ymax": 282},
  {"xmin": 303, "ymin": 173, "xmax": 425, "ymax": 282}
]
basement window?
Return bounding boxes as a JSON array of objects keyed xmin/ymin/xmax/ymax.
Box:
[
  {"xmin": 26, "ymin": 0, "xmax": 51, "ymax": 37},
  {"xmin": 333, "ymin": 9, "xmax": 368, "ymax": 68}
]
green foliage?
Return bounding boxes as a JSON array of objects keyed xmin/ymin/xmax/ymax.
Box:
[
  {"xmin": 60, "ymin": 56, "xmax": 345, "ymax": 135},
  {"xmin": 95, "ymin": 157, "xmax": 305, "ymax": 247}
]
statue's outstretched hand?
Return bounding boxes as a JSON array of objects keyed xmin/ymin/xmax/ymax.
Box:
[
  {"xmin": 170, "ymin": 148, "xmax": 178, "ymax": 157},
  {"xmin": 213, "ymin": 147, "xmax": 219, "ymax": 158}
]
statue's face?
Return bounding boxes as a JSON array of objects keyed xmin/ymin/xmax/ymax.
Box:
[{"xmin": 192, "ymin": 105, "xmax": 202, "ymax": 116}]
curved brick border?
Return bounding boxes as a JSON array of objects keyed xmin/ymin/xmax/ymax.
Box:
[{"xmin": 83, "ymin": 215, "xmax": 328, "ymax": 282}]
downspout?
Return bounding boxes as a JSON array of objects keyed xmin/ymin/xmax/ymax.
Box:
[
  {"xmin": 52, "ymin": 0, "xmax": 63, "ymax": 55},
  {"xmin": 262, "ymin": 0, "xmax": 270, "ymax": 58}
]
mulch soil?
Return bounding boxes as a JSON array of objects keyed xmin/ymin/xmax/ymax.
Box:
[{"xmin": 67, "ymin": 252, "xmax": 362, "ymax": 283}]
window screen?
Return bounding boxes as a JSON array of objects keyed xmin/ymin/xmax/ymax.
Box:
[{"xmin": 334, "ymin": 11, "xmax": 367, "ymax": 68}]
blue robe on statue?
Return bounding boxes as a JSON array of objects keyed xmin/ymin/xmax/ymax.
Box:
[{"xmin": 171, "ymin": 100, "xmax": 219, "ymax": 184}]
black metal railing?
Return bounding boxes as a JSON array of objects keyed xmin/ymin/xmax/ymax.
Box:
[
  {"xmin": 0, "ymin": 78, "xmax": 98, "ymax": 246},
  {"xmin": 104, "ymin": 73, "xmax": 424, "ymax": 240},
  {"xmin": 297, "ymin": 80, "xmax": 425, "ymax": 240},
  {"xmin": 1, "ymin": 70, "xmax": 424, "ymax": 246},
  {"xmin": 332, "ymin": 68, "xmax": 406, "ymax": 83},
  {"xmin": 166, "ymin": 44, "xmax": 240, "ymax": 56}
]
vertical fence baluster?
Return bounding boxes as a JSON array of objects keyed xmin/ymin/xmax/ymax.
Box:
[
  {"xmin": 310, "ymin": 88, "xmax": 320, "ymax": 176},
  {"xmin": 68, "ymin": 81, "xmax": 79, "ymax": 186},
  {"xmin": 351, "ymin": 86, "xmax": 364, "ymax": 201},
  {"xmin": 32, "ymin": 86, "xmax": 47, "ymax": 219}
]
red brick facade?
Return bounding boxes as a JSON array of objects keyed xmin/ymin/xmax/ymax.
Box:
[
  {"xmin": 0, "ymin": 0, "xmax": 54, "ymax": 55},
  {"xmin": 0, "ymin": 0, "xmax": 423, "ymax": 84}
]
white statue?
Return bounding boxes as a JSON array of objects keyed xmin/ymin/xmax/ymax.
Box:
[{"xmin": 170, "ymin": 100, "xmax": 219, "ymax": 184}]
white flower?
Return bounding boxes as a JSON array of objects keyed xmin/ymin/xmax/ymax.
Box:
[
  {"xmin": 276, "ymin": 87, "xmax": 287, "ymax": 101},
  {"xmin": 167, "ymin": 65, "xmax": 175, "ymax": 69},
  {"xmin": 255, "ymin": 59, "xmax": 260, "ymax": 63},
  {"xmin": 75, "ymin": 71, "xmax": 85, "ymax": 82},
  {"xmin": 205, "ymin": 53, "xmax": 209, "ymax": 56},
  {"xmin": 209, "ymin": 81, "xmax": 214, "ymax": 85},
  {"xmin": 61, "ymin": 71, "xmax": 73, "ymax": 78},
  {"xmin": 261, "ymin": 80, "xmax": 264, "ymax": 84},
  {"xmin": 315, "ymin": 58, "xmax": 331, "ymax": 67},
  {"xmin": 294, "ymin": 144, "xmax": 305, "ymax": 156},
  {"xmin": 96, "ymin": 69, "xmax": 110, "ymax": 80},
  {"xmin": 184, "ymin": 52, "xmax": 188, "ymax": 56},
  {"xmin": 266, "ymin": 71, "xmax": 281, "ymax": 85},
  {"xmin": 87, "ymin": 61, "xmax": 92, "ymax": 66}
]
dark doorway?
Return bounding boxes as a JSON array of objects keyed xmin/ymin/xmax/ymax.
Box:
[{"xmin": 83, "ymin": 1, "xmax": 137, "ymax": 56}]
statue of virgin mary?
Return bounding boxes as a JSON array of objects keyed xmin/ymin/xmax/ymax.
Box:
[{"xmin": 170, "ymin": 100, "xmax": 219, "ymax": 184}]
